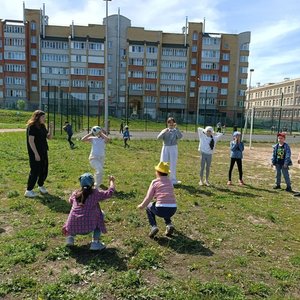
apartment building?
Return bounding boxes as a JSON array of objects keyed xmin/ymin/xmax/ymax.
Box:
[
  {"xmin": 245, "ymin": 78, "xmax": 300, "ymax": 129},
  {"xmin": 0, "ymin": 5, "xmax": 251, "ymax": 124}
]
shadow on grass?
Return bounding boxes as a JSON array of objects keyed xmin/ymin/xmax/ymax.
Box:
[
  {"xmin": 114, "ymin": 190, "xmax": 137, "ymax": 200},
  {"xmin": 155, "ymin": 231, "xmax": 214, "ymax": 256},
  {"xmin": 243, "ymin": 184, "xmax": 278, "ymax": 194},
  {"xmin": 213, "ymin": 186, "xmax": 258, "ymax": 197},
  {"xmin": 68, "ymin": 246, "xmax": 127, "ymax": 271},
  {"xmin": 36, "ymin": 194, "xmax": 71, "ymax": 214},
  {"xmin": 0, "ymin": 227, "xmax": 5, "ymax": 234},
  {"xmin": 177, "ymin": 184, "xmax": 214, "ymax": 196}
]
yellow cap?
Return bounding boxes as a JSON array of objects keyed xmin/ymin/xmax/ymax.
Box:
[{"xmin": 155, "ymin": 162, "xmax": 170, "ymax": 174}]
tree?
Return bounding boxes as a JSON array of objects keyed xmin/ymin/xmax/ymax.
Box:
[{"xmin": 17, "ymin": 99, "xmax": 26, "ymax": 111}]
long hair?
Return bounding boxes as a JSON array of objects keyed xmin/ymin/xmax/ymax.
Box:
[
  {"xmin": 27, "ymin": 110, "xmax": 45, "ymax": 128},
  {"xmin": 75, "ymin": 186, "xmax": 94, "ymax": 206}
]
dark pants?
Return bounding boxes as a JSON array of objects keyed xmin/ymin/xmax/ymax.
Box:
[
  {"xmin": 67, "ymin": 134, "xmax": 74, "ymax": 146},
  {"xmin": 146, "ymin": 203, "xmax": 177, "ymax": 227},
  {"xmin": 228, "ymin": 158, "xmax": 243, "ymax": 181},
  {"xmin": 124, "ymin": 138, "xmax": 129, "ymax": 148},
  {"xmin": 27, "ymin": 154, "xmax": 48, "ymax": 190}
]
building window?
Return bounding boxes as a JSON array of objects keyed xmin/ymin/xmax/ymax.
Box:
[
  {"xmin": 31, "ymin": 22, "xmax": 36, "ymax": 30},
  {"xmin": 222, "ymin": 65, "xmax": 229, "ymax": 72},
  {"xmin": 222, "ymin": 53, "xmax": 230, "ymax": 60},
  {"xmin": 220, "ymin": 88, "xmax": 228, "ymax": 95},
  {"xmin": 146, "ymin": 46, "xmax": 158, "ymax": 53},
  {"xmin": 192, "ymin": 32, "xmax": 198, "ymax": 40},
  {"xmin": 129, "ymin": 45, "xmax": 144, "ymax": 53},
  {"xmin": 221, "ymin": 77, "xmax": 228, "ymax": 84},
  {"xmin": 240, "ymin": 43, "xmax": 249, "ymax": 50}
]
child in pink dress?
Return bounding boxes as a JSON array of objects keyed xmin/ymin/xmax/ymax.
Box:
[{"xmin": 63, "ymin": 173, "xmax": 115, "ymax": 250}]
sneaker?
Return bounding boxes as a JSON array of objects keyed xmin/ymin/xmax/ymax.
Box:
[
  {"xmin": 90, "ymin": 241, "xmax": 106, "ymax": 251},
  {"xmin": 24, "ymin": 190, "xmax": 37, "ymax": 198},
  {"xmin": 38, "ymin": 186, "xmax": 48, "ymax": 194},
  {"xmin": 165, "ymin": 224, "xmax": 175, "ymax": 237},
  {"xmin": 199, "ymin": 180, "xmax": 203, "ymax": 186},
  {"xmin": 149, "ymin": 226, "xmax": 159, "ymax": 238},
  {"xmin": 238, "ymin": 180, "xmax": 244, "ymax": 186},
  {"xmin": 227, "ymin": 181, "xmax": 232, "ymax": 185},
  {"xmin": 293, "ymin": 192, "xmax": 300, "ymax": 197},
  {"xmin": 273, "ymin": 185, "xmax": 281, "ymax": 189},
  {"xmin": 66, "ymin": 236, "xmax": 74, "ymax": 246},
  {"xmin": 205, "ymin": 180, "xmax": 210, "ymax": 186},
  {"xmin": 286, "ymin": 186, "xmax": 293, "ymax": 192},
  {"xmin": 172, "ymin": 180, "xmax": 182, "ymax": 186}
]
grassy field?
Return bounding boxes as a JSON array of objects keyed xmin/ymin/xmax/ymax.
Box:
[
  {"xmin": 0, "ymin": 108, "xmax": 276, "ymax": 134},
  {"xmin": 0, "ymin": 130, "xmax": 300, "ymax": 299}
]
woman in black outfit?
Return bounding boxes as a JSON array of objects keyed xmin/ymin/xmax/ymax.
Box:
[{"xmin": 24, "ymin": 110, "xmax": 53, "ymax": 198}]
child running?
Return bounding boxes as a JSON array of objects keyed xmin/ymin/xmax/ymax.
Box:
[
  {"xmin": 63, "ymin": 173, "xmax": 115, "ymax": 250},
  {"xmin": 137, "ymin": 162, "xmax": 177, "ymax": 238},
  {"xmin": 81, "ymin": 127, "xmax": 110, "ymax": 188},
  {"xmin": 271, "ymin": 132, "xmax": 292, "ymax": 192},
  {"xmin": 123, "ymin": 125, "xmax": 131, "ymax": 148},
  {"xmin": 63, "ymin": 121, "xmax": 75, "ymax": 149},
  {"xmin": 227, "ymin": 131, "xmax": 245, "ymax": 185}
]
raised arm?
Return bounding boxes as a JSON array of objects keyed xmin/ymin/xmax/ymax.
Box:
[
  {"xmin": 157, "ymin": 128, "xmax": 168, "ymax": 139},
  {"xmin": 81, "ymin": 132, "xmax": 93, "ymax": 142}
]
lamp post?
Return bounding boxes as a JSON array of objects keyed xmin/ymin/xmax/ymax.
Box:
[
  {"xmin": 248, "ymin": 68, "xmax": 254, "ymax": 148},
  {"xmin": 196, "ymin": 77, "xmax": 201, "ymax": 130},
  {"xmin": 166, "ymin": 88, "xmax": 169, "ymax": 119},
  {"xmin": 204, "ymin": 89, "xmax": 208, "ymax": 127},
  {"xmin": 103, "ymin": 0, "xmax": 111, "ymax": 132},
  {"xmin": 196, "ymin": 86, "xmax": 200, "ymax": 126}
]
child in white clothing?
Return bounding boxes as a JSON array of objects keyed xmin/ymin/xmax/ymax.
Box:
[
  {"xmin": 198, "ymin": 126, "xmax": 223, "ymax": 186},
  {"xmin": 81, "ymin": 128, "xmax": 110, "ymax": 187}
]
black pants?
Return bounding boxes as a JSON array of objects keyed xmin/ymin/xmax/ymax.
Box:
[
  {"xmin": 124, "ymin": 138, "xmax": 129, "ymax": 148},
  {"xmin": 27, "ymin": 154, "xmax": 48, "ymax": 190},
  {"xmin": 67, "ymin": 134, "xmax": 74, "ymax": 146},
  {"xmin": 228, "ymin": 158, "xmax": 243, "ymax": 181},
  {"xmin": 146, "ymin": 203, "xmax": 177, "ymax": 227}
]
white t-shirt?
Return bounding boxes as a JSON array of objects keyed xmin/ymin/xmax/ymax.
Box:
[{"xmin": 89, "ymin": 137, "xmax": 106, "ymax": 158}]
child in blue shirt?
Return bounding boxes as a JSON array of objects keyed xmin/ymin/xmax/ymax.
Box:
[
  {"xmin": 123, "ymin": 125, "xmax": 131, "ymax": 148},
  {"xmin": 227, "ymin": 131, "xmax": 244, "ymax": 185},
  {"xmin": 271, "ymin": 132, "xmax": 292, "ymax": 192}
]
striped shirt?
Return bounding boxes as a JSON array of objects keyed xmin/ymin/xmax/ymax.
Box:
[
  {"xmin": 63, "ymin": 187, "xmax": 114, "ymax": 235},
  {"xmin": 141, "ymin": 176, "xmax": 177, "ymax": 208}
]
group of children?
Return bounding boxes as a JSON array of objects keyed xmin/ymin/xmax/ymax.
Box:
[
  {"xmin": 198, "ymin": 126, "xmax": 296, "ymax": 193},
  {"xmin": 28, "ymin": 111, "xmax": 296, "ymax": 250},
  {"xmin": 62, "ymin": 118, "xmax": 181, "ymax": 250}
]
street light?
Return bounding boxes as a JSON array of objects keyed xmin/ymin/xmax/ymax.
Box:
[
  {"xmin": 248, "ymin": 68, "xmax": 254, "ymax": 148},
  {"xmin": 204, "ymin": 89, "xmax": 208, "ymax": 127},
  {"xmin": 103, "ymin": 0, "xmax": 111, "ymax": 132},
  {"xmin": 166, "ymin": 88, "xmax": 169, "ymax": 119},
  {"xmin": 196, "ymin": 78, "xmax": 200, "ymax": 127}
]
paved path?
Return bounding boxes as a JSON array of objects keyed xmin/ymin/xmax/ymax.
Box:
[{"xmin": 2, "ymin": 128, "xmax": 300, "ymax": 144}]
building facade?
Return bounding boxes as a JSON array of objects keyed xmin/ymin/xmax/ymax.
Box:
[
  {"xmin": 0, "ymin": 5, "xmax": 251, "ymax": 124},
  {"xmin": 245, "ymin": 78, "xmax": 300, "ymax": 130}
]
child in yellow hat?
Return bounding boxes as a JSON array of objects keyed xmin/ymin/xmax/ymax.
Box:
[{"xmin": 137, "ymin": 162, "xmax": 177, "ymax": 238}]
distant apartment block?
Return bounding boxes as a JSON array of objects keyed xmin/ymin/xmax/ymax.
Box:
[
  {"xmin": 0, "ymin": 5, "xmax": 251, "ymax": 124},
  {"xmin": 245, "ymin": 78, "xmax": 300, "ymax": 129}
]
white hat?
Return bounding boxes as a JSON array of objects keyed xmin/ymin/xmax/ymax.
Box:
[{"xmin": 204, "ymin": 126, "xmax": 214, "ymax": 133}]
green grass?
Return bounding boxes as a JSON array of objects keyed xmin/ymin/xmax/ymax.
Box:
[
  {"xmin": 0, "ymin": 108, "xmax": 277, "ymax": 134},
  {"xmin": 0, "ymin": 131, "xmax": 300, "ymax": 299}
]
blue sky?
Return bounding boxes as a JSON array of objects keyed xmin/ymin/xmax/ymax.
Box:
[{"xmin": 2, "ymin": 0, "xmax": 300, "ymax": 86}]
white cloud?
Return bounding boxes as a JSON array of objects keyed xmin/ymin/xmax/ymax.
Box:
[{"xmin": 1, "ymin": 0, "xmax": 300, "ymax": 84}]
